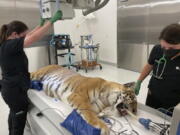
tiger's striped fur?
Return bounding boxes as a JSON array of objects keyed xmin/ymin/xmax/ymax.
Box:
[{"xmin": 31, "ymin": 65, "xmax": 137, "ymax": 135}]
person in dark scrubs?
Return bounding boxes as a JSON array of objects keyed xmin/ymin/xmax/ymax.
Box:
[
  {"xmin": 134, "ymin": 23, "xmax": 180, "ymax": 114},
  {"xmin": 0, "ymin": 10, "xmax": 62, "ymax": 135}
]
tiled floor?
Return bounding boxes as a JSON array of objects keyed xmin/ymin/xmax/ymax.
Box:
[{"xmin": 0, "ymin": 64, "xmax": 151, "ymax": 135}]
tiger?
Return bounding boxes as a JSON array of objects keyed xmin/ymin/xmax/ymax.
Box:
[{"xmin": 31, "ymin": 65, "xmax": 137, "ymax": 135}]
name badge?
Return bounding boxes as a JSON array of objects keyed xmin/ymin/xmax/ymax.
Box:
[{"xmin": 176, "ymin": 66, "xmax": 180, "ymax": 71}]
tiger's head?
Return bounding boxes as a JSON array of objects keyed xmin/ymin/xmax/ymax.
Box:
[{"xmin": 105, "ymin": 82, "xmax": 137, "ymax": 116}]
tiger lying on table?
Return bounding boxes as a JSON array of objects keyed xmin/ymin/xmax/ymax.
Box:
[{"xmin": 31, "ymin": 65, "xmax": 137, "ymax": 135}]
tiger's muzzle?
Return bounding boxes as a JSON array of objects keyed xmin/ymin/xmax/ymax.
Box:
[{"xmin": 116, "ymin": 101, "xmax": 137, "ymax": 116}]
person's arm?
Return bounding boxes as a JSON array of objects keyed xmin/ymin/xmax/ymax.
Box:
[
  {"xmin": 134, "ymin": 63, "xmax": 153, "ymax": 95},
  {"xmin": 138, "ymin": 63, "xmax": 153, "ymax": 82},
  {"xmin": 27, "ymin": 26, "xmax": 41, "ymax": 36},
  {"xmin": 24, "ymin": 21, "xmax": 52, "ymax": 47},
  {"xmin": 134, "ymin": 45, "xmax": 159, "ymax": 95},
  {"xmin": 27, "ymin": 18, "xmax": 46, "ymax": 36},
  {"xmin": 24, "ymin": 10, "xmax": 62, "ymax": 47}
]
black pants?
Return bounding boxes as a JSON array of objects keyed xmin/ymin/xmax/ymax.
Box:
[
  {"xmin": 1, "ymin": 85, "xmax": 29, "ymax": 135},
  {"xmin": 145, "ymin": 90, "xmax": 177, "ymax": 115}
]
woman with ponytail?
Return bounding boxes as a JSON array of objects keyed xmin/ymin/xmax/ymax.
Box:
[
  {"xmin": 0, "ymin": 24, "xmax": 8, "ymax": 44},
  {"xmin": 0, "ymin": 10, "xmax": 62, "ymax": 135}
]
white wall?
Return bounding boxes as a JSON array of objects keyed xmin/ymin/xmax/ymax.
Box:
[
  {"xmin": 54, "ymin": 0, "xmax": 117, "ymax": 65},
  {"xmin": 87, "ymin": 0, "xmax": 117, "ymax": 64},
  {"xmin": 24, "ymin": 47, "xmax": 49, "ymax": 72}
]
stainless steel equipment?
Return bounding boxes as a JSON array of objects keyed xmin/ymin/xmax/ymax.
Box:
[
  {"xmin": 169, "ymin": 103, "xmax": 180, "ymax": 135},
  {"xmin": 78, "ymin": 35, "xmax": 102, "ymax": 73},
  {"xmin": 117, "ymin": 0, "xmax": 180, "ymax": 72},
  {"xmin": 40, "ymin": 0, "xmax": 75, "ymax": 19},
  {"xmin": 40, "ymin": 0, "xmax": 110, "ymax": 19}
]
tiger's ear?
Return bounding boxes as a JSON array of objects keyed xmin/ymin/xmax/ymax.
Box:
[{"xmin": 123, "ymin": 82, "xmax": 135, "ymax": 88}]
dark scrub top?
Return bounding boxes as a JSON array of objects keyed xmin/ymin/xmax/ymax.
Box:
[
  {"xmin": 148, "ymin": 45, "xmax": 180, "ymax": 105},
  {"xmin": 0, "ymin": 37, "xmax": 30, "ymax": 96}
]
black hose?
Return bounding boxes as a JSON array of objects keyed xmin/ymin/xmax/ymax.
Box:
[
  {"xmin": 82, "ymin": 0, "xmax": 110, "ymax": 16},
  {"xmin": 95, "ymin": 0, "xmax": 101, "ymax": 6}
]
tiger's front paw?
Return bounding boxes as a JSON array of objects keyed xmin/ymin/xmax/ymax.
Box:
[{"xmin": 100, "ymin": 127, "xmax": 110, "ymax": 135}]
